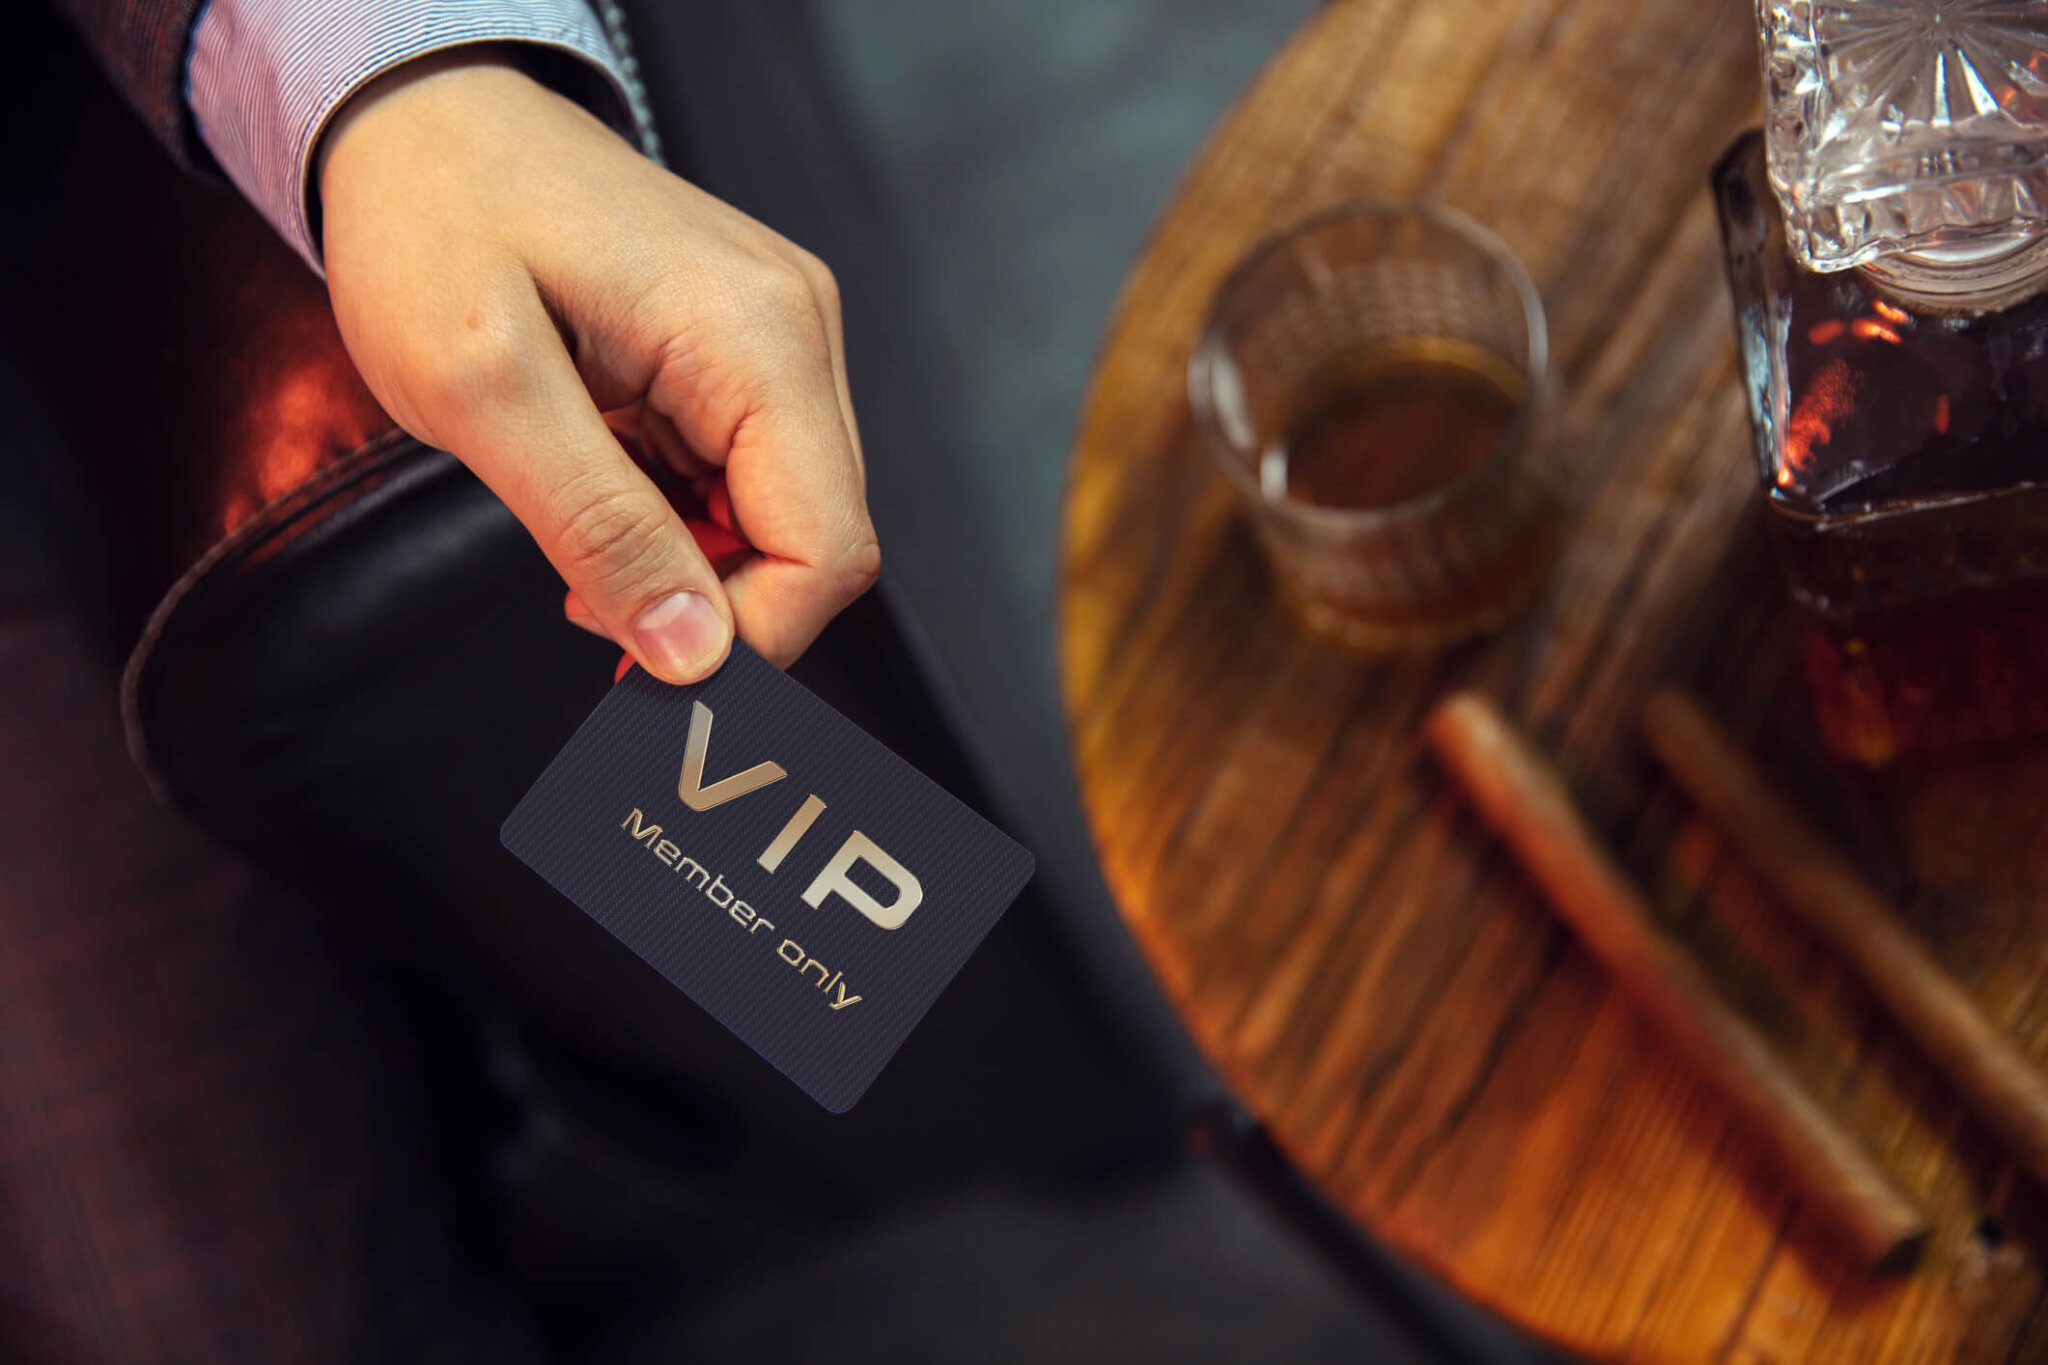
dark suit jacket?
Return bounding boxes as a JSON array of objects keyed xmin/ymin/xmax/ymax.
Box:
[{"xmin": 54, "ymin": 0, "xmax": 206, "ymax": 166}]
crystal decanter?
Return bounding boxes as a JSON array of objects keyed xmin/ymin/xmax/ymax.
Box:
[{"xmin": 1715, "ymin": 0, "xmax": 2048, "ymax": 765}]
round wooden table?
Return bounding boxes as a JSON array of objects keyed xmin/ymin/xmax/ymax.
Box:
[{"xmin": 1058, "ymin": 2, "xmax": 2048, "ymax": 1359}]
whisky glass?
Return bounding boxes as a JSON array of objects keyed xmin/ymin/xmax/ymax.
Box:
[{"xmin": 1189, "ymin": 201, "xmax": 1559, "ymax": 650}]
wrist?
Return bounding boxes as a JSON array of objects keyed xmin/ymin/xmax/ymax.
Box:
[
  {"xmin": 317, "ymin": 48, "xmax": 627, "ymax": 262},
  {"xmin": 318, "ymin": 47, "xmax": 541, "ymax": 208}
]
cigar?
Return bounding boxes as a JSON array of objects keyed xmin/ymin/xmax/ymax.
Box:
[
  {"xmin": 1427, "ymin": 692, "xmax": 1930, "ymax": 1271},
  {"xmin": 1644, "ymin": 686, "xmax": 2048, "ymax": 1197}
]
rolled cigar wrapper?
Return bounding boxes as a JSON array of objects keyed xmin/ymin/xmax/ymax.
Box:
[
  {"xmin": 1644, "ymin": 686, "xmax": 2048, "ymax": 1198},
  {"xmin": 1427, "ymin": 692, "xmax": 1930, "ymax": 1272}
]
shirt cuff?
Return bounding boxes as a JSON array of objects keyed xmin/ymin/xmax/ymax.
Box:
[{"xmin": 187, "ymin": 0, "xmax": 641, "ymax": 275}]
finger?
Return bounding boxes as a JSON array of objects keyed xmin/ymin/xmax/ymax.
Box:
[
  {"xmin": 719, "ymin": 548, "xmax": 878, "ymax": 667},
  {"xmin": 647, "ymin": 291, "xmax": 878, "ymax": 667},
  {"xmin": 434, "ymin": 302, "xmax": 736, "ymax": 684},
  {"xmin": 783, "ymin": 247, "xmax": 865, "ymax": 483},
  {"xmin": 675, "ymin": 407, "xmax": 875, "ymax": 666}
]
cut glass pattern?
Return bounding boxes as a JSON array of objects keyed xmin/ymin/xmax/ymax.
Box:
[{"xmin": 1760, "ymin": 0, "xmax": 2048, "ymax": 271}]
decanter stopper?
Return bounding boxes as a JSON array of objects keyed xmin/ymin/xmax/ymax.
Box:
[{"xmin": 1760, "ymin": 0, "xmax": 2048, "ymax": 300}]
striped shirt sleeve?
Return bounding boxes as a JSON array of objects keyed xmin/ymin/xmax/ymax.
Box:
[{"xmin": 186, "ymin": 0, "xmax": 644, "ymax": 275}]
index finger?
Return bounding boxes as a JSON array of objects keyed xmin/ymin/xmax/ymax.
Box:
[{"xmin": 651, "ymin": 339, "xmax": 879, "ymax": 667}]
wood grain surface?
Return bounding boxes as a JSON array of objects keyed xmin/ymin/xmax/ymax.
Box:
[{"xmin": 1056, "ymin": 1, "xmax": 2048, "ymax": 1359}]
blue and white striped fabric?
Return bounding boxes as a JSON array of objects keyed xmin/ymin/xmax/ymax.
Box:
[{"xmin": 186, "ymin": 0, "xmax": 635, "ymax": 275}]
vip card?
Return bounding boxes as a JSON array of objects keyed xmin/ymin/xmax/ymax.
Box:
[{"xmin": 500, "ymin": 643, "xmax": 1035, "ymax": 1111}]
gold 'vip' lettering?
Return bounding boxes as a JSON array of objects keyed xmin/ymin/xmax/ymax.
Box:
[
  {"xmin": 678, "ymin": 701, "xmax": 787, "ymax": 810},
  {"xmin": 802, "ymin": 831, "xmax": 923, "ymax": 931},
  {"xmin": 675, "ymin": 700, "xmax": 925, "ymax": 931}
]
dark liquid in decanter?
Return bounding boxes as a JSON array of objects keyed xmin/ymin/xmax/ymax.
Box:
[{"xmin": 1769, "ymin": 268, "xmax": 2048, "ymax": 764}]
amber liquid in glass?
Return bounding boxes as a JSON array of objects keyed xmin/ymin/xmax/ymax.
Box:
[
  {"xmin": 1768, "ymin": 268, "xmax": 2048, "ymax": 764},
  {"xmin": 1275, "ymin": 354, "xmax": 1519, "ymax": 509},
  {"xmin": 1260, "ymin": 343, "xmax": 1559, "ymax": 646}
]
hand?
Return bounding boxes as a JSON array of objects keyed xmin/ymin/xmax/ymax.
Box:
[{"xmin": 317, "ymin": 49, "xmax": 879, "ymax": 682}]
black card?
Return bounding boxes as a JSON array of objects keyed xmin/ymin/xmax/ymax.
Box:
[{"xmin": 500, "ymin": 643, "xmax": 1035, "ymax": 1112}]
